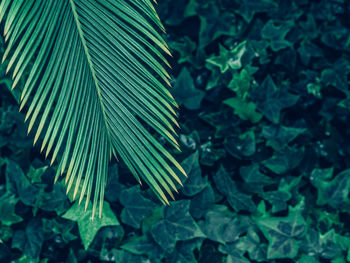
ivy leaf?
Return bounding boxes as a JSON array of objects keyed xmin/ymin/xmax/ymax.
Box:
[
  {"xmin": 0, "ymin": 107, "xmax": 32, "ymax": 149},
  {"xmin": 169, "ymin": 37, "xmax": 197, "ymax": 65},
  {"xmin": 256, "ymin": 201, "xmax": 306, "ymax": 259},
  {"xmin": 160, "ymin": 0, "xmax": 188, "ymax": 26},
  {"xmin": 237, "ymin": 0, "xmax": 278, "ymax": 22},
  {"xmin": 120, "ymin": 186, "xmax": 157, "ymax": 229},
  {"xmin": 214, "ymin": 167, "xmax": 256, "ymax": 213},
  {"xmin": 166, "ymin": 240, "xmax": 202, "ymax": 263},
  {"xmin": 206, "ymin": 42, "xmax": 247, "ymax": 73},
  {"xmin": 219, "ymin": 242, "xmax": 251, "ymax": 263},
  {"xmin": 199, "ymin": 205, "xmax": 245, "ymax": 244},
  {"xmin": 180, "ymin": 151, "xmax": 208, "ymax": 196},
  {"xmin": 228, "ymin": 69, "xmax": 254, "ymax": 100},
  {"xmin": 183, "ymin": 0, "xmax": 199, "ymax": 17},
  {"xmin": 11, "ymin": 219, "xmax": 44, "ymax": 259},
  {"xmin": 190, "ymin": 185, "xmax": 216, "ymax": 219},
  {"xmin": 236, "ymin": 227, "xmax": 267, "ymax": 262},
  {"xmin": 6, "ymin": 160, "xmax": 69, "ymax": 214},
  {"xmin": 200, "ymin": 109, "xmax": 240, "ymax": 138},
  {"xmin": 122, "ymin": 234, "xmax": 164, "ymax": 262},
  {"xmin": 262, "ymin": 124, "xmax": 306, "ymax": 151},
  {"xmin": 321, "ymin": 26, "xmax": 349, "ymax": 50},
  {"xmin": 321, "ymin": 59, "xmax": 350, "ymax": 92},
  {"xmin": 200, "ymin": 141, "xmax": 226, "ymax": 166},
  {"xmin": 226, "ymin": 254, "xmax": 251, "ymax": 263},
  {"xmin": 62, "ymin": 202, "xmax": 122, "ymax": 250},
  {"xmin": 310, "ymin": 168, "xmax": 350, "ymax": 209},
  {"xmin": 298, "ymin": 41, "xmax": 323, "ymax": 66},
  {"xmin": 262, "ymin": 177, "xmax": 302, "ymax": 213},
  {"xmin": 27, "ymin": 165, "xmax": 48, "ymax": 184},
  {"xmin": 0, "ymin": 193, "xmax": 23, "ymax": 226},
  {"xmin": 262, "ymin": 147, "xmax": 304, "ymax": 175},
  {"xmin": 105, "ymin": 164, "xmax": 125, "ymax": 203},
  {"xmin": 223, "ymin": 97, "xmax": 263, "ymax": 123},
  {"xmin": 220, "ymin": 241, "xmax": 254, "ymax": 263},
  {"xmin": 173, "ymin": 68, "xmax": 205, "ymax": 110},
  {"xmin": 5, "ymin": 160, "xmax": 43, "ymax": 212},
  {"xmin": 262, "ymin": 20, "xmax": 294, "ymax": 51},
  {"xmin": 198, "ymin": 4, "xmax": 237, "ymax": 47},
  {"xmin": 251, "ymin": 76, "xmax": 299, "ymax": 124},
  {"xmin": 150, "ymin": 200, "xmax": 205, "ymax": 251},
  {"xmin": 302, "ymin": 229, "xmax": 343, "ymax": 260},
  {"xmin": 239, "ymin": 164, "xmax": 274, "ymax": 193},
  {"xmin": 225, "ymin": 130, "xmax": 256, "ymax": 159},
  {"xmin": 297, "ymin": 254, "xmax": 321, "ymax": 263},
  {"xmin": 43, "ymin": 218, "xmax": 77, "ymax": 243},
  {"xmin": 112, "ymin": 250, "xmax": 150, "ymax": 263},
  {"xmin": 40, "ymin": 183, "xmax": 70, "ymax": 214}
]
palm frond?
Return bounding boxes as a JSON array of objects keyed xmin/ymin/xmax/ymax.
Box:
[{"xmin": 0, "ymin": 0, "xmax": 186, "ymax": 219}]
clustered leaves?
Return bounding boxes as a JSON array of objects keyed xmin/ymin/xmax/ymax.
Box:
[
  {"xmin": 1, "ymin": 0, "xmax": 350, "ymax": 262},
  {"xmin": 0, "ymin": 0, "xmax": 186, "ymax": 220}
]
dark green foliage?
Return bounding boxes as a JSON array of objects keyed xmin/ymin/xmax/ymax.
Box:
[{"xmin": 2, "ymin": 0, "xmax": 350, "ymax": 262}]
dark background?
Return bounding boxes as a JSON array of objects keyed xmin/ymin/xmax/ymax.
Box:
[{"xmin": 1, "ymin": 0, "xmax": 350, "ymax": 262}]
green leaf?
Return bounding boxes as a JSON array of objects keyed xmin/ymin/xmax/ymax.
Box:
[
  {"xmin": 310, "ymin": 168, "xmax": 350, "ymax": 209},
  {"xmin": 200, "ymin": 141, "xmax": 225, "ymax": 166},
  {"xmin": 150, "ymin": 200, "xmax": 205, "ymax": 251},
  {"xmin": 262, "ymin": 124, "xmax": 306, "ymax": 151},
  {"xmin": 261, "ymin": 20, "xmax": 294, "ymax": 51},
  {"xmin": 120, "ymin": 186, "xmax": 157, "ymax": 229},
  {"xmin": 104, "ymin": 164, "xmax": 125, "ymax": 203},
  {"xmin": 262, "ymin": 147, "xmax": 304, "ymax": 175},
  {"xmin": 27, "ymin": 165, "xmax": 48, "ymax": 184},
  {"xmin": 5, "ymin": 160, "xmax": 42, "ymax": 210},
  {"xmin": 199, "ymin": 109, "xmax": 239, "ymax": 138},
  {"xmin": 1, "ymin": 0, "xmax": 185, "ymax": 219},
  {"xmin": 183, "ymin": 0, "xmax": 199, "ymax": 17},
  {"xmin": 251, "ymin": 76, "xmax": 299, "ymax": 124},
  {"xmin": 223, "ymin": 97, "xmax": 263, "ymax": 123},
  {"xmin": 239, "ymin": 164, "xmax": 274, "ymax": 193},
  {"xmin": 225, "ymin": 130, "xmax": 256, "ymax": 159},
  {"xmin": 256, "ymin": 201, "xmax": 306, "ymax": 259},
  {"xmin": 262, "ymin": 177, "xmax": 301, "ymax": 213},
  {"xmin": 321, "ymin": 59, "xmax": 350, "ymax": 92},
  {"xmin": 198, "ymin": 205, "xmax": 244, "ymax": 244},
  {"xmin": 227, "ymin": 69, "xmax": 254, "ymax": 100},
  {"xmin": 302, "ymin": 229, "xmax": 343, "ymax": 260},
  {"xmin": 40, "ymin": 183, "xmax": 70, "ymax": 214},
  {"xmin": 180, "ymin": 151, "xmax": 208, "ymax": 196},
  {"xmin": 6, "ymin": 160, "xmax": 69, "ymax": 214},
  {"xmin": 190, "ymin": 185, "xmax": 215, "ymax": 219},
  {"xmin": 0, "ymin": 193, "xmax": 23, "ymax": 226},
  {"xmin": 62, "ymin": 201, "xmax": 122, "ymax": 249},
  {"xmin": 11, "ymin": 219, "xmax": 44, "ymax": 259},
  {"xmin": 237, "ymin": 0, "xmax": 277, "ymax": 23},
  {"xmin": 122, "ymin": 234, "xmax": 164, "ymax": 261},
  {"xmin": 173, "ymin": 67, "xmax": 205, "ymax": 110},
  {"xmin": 206, "ymin": 42, "xmax": 247, "ymax": 73},
  {"xmin": 43, "ymin": 218, "xmax": 77, "ymax": 243},
  {"xmin": 166, "ymin": 240, "xmax": 202, "ymax": 263},
  {"xmin": 112, "ymin": 250, "xmax": 150, "ymax": 263},
  {"xmin": 214, "ymin": 167, "xmax": 256, "ymax": 213},
  {"xmin": 297, "ymin": 254, "xmax": 320, "ymax": 263},
  {"xmin": 198, "ymin": 3, "xmax": 237, "ymax": 47},
  {"xmin": 160, "ymin": 0, "xmax": 188, "ymax": 26},
  {"xmin": 298, "ymin": 41, "xmax": 323, "ymax": 66},
  {"xmin": 236, "ymin": 227, "xmax": 267, "ymax": 261},
  {"xmin": 226, "ymin": 254, "xmax": 251, "ymax": 263},
  {"xmin": 169, "ymin": 37, "xmax": 197, "ymax": 65}
]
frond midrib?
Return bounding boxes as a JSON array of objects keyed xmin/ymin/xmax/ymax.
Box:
[{"xmin": 68, "ymin": 0, "xmax": 112, "ymax": 146}]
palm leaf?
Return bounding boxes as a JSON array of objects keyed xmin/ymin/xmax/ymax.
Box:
[{"xmin": 0, "ymin": 0, "xmax": 186, "ymax": 219}]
